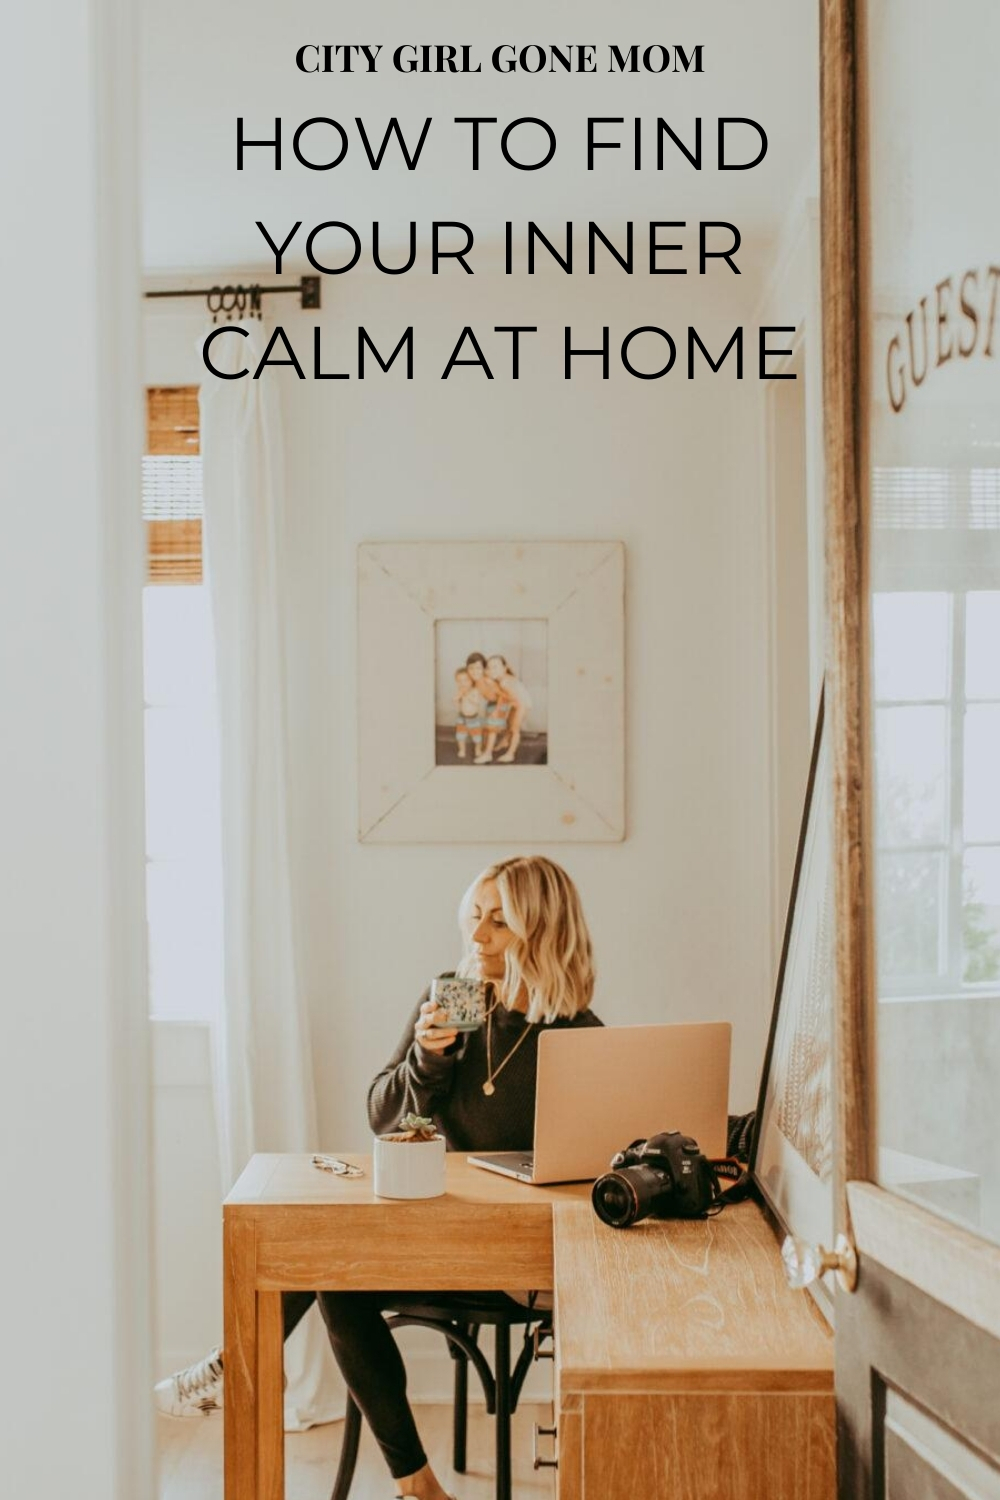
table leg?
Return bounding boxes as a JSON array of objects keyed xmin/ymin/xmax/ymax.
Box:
[
  {"xmin": 225, "ymin": 1216, "xmax": 258, "ymax": 1500},
  {"xmin": 258, "ymin": 1292, "xmax": 285, "ymax": 1500}
]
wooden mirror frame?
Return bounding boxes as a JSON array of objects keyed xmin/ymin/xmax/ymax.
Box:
[
  {"xmin": 821, "ymin": 0, "xmax": 876, "ymax": 1234},
  {"xmin": 822, "ymin": 0, "xmax": 1000, "ymax": 1341}
]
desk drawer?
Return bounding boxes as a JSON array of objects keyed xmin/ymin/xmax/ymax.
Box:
[{"xmin": 587, "ymin": 1392, "xmax": 836, "ymax": 1499}]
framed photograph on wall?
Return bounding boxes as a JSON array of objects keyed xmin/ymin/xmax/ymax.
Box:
[
  {"xmin": 750, "ymin": 686, "xmax": 835, "ymax": 1314},
  {"xmin": 358, "ymin": 541, "xmax": 625, "ymax": 843}
]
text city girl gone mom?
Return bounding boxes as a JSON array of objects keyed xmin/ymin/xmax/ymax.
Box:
[{"xmin": 293, "ymin": 44, "xmax": 707, "ymax": 75}]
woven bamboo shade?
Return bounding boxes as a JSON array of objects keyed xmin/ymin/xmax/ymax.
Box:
[
  {"xmin": 146, "ymin": 386, "xmax": 200, "ymax": 456},
  {"xmin": 145, "ymin": 387, "xmax": 203, "ymax": 584}
]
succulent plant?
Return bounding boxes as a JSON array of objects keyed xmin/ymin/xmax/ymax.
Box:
[{"xmin": 392, "ymin": 1113, "xmax": 439, "ymax": 1142}]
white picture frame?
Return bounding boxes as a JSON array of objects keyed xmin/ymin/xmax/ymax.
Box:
[{"xmin": 358, "ymin": 541, "xmax": 625, "ymax": 843}]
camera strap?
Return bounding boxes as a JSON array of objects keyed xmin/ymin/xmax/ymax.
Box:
[{"xmin": 708, "ymin": 1156, "xmax": 753, "ymax": 1204}]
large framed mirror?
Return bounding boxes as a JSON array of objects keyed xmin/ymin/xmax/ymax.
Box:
[{"xmin": 824, "ymin": 1, "xmax": 1000, "ymax": 1491}]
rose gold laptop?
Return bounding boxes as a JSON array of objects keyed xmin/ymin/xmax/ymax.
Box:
[{"xmin": 468, "ymin": 1022, "xmax": 731, "ymax": 1185}]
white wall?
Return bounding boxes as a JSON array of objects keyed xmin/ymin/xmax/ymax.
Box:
[
  {"xmin": 2, "ymin": 2, "xmax": 153, "ymax": 1496},
  {"xmin": 297, "ymin": 272, "xmax": 778, "ymax": 1136},
  {"xmin": 753, "ymin": 177, "xmax": 826, "ymax": 965}
]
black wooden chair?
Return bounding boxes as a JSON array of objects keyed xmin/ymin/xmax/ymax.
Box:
[{"xmin": 329, "ymin": 1294, "xmax": 553, "ymax": 1500}]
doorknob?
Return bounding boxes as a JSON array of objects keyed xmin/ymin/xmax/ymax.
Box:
[{"xmin": 781, "ymin": 1232, "xmax": 858, "ymax": 1294}]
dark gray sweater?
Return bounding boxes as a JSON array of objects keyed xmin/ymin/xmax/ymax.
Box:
[{"xmin": 367, "ymin": 988, "xmax": 604, "ymax": 1152}]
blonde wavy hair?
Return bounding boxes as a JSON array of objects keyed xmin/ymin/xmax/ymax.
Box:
[{"xmin": 456, "ymin": 856, "xmax": 595, "ymax": 1024}]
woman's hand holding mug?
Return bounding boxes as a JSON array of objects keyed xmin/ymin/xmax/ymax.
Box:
[
  {"xmin": 416, "ymin": 978, "xmax": 494, "ymax": 1053},
  {"xmin": 414, "ymin": 997, "xmax": 460, "ymax": 1054}
]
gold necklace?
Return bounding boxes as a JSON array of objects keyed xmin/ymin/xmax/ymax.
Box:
[{"xmin": 483, "ymin": 1007, "xmax": 533, "ymax": 1096}]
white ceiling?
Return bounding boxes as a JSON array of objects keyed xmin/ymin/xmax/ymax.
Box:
[{"xmin": 140, "ymin": 0, "xmax": 818, "ymax": 275}]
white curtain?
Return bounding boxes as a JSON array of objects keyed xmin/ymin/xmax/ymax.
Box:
[{"xmin": 199, "ymin": 320, "xmax": 345, "ymax": 1429}]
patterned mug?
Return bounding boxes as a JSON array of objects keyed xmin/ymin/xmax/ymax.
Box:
[{"xmin": 430, "ymin": 975, "xmax": 495, "ymax": 1030}]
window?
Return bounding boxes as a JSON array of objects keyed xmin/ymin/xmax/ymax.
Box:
[
  {"xmin": 873, "ymin": 467, "xmax": 1000, "ymax": 998},
  {"xmin": 143, "ymin": 387, "xmax": 224, "ymax": 1021},
  {"xmin": 145, "ymin": 386, "xmax": 202, "ymax": 583}
]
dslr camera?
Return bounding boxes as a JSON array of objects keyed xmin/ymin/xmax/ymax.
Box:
[{"xmin": 591, "ymin": 1131, "xmax": 722, "ymax": 1228}]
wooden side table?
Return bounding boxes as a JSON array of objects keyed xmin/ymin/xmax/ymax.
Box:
[{"xmin": 550, "ymin": 1200, "xmax": 835, "ymax": 1499}]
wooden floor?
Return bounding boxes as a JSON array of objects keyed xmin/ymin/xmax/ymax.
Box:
[{"xmin": 158, "ymin": 1404, "xmax": 556, "ymax": 1500}]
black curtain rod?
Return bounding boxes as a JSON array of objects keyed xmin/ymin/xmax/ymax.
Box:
[{"xmin": 145, "ymin": 275, "xmax": 321, "ymax": 317}]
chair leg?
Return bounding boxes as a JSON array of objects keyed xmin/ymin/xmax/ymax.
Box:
[
  {"xmin": 493, "ymin": 1322, "xmax": 512, "ymax": 1500},
  {"xmin": 389, "ymin": 1315, "xmax": 495, "ymax": 1412},
  {"xmin": 452, "ymin": 1328, "xmax": 469, "ymax": 1473},
  {"xmin": 330, "ymin": 1394, "xmax": 363, "ymax": 1500}
]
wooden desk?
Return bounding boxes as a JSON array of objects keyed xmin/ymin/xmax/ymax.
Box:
[
  {"xmin": 224, "ymin": 1154, "xmax": 833, "ymax": 1500},
  {"xmin": 224, "ymin": 1153, "xmax": 592, "ymax": 1500}
]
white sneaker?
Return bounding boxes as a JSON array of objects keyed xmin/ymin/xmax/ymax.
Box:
[{"xmin": 154, "ymin": 1347, "xmax": 224, "ymax": 1417}]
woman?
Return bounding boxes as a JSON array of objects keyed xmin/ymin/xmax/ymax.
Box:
[{"xmin": 157, "ymin": 855, "xmax": 602, "ymax": 1500}]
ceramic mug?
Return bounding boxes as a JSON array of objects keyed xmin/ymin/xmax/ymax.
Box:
[{"xmin": 430, "ymin": 975, "xmax": 494, "ymax": 1031}]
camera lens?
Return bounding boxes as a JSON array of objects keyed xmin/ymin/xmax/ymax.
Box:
[
  {"xmin": 592, "ymin": 1164, "xmax": 672, "ymax": 1228},
  {"xmin": 591, "ymin": 1170, "xmax": 641, "ymax": 1228}
]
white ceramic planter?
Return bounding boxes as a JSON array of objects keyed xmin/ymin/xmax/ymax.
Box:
[{"xmin": 373, "ymin": 1133, "xmax": 446, "ymax": 1199}]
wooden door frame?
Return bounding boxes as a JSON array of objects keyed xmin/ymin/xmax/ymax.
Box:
[{"xmin": 821, "ymin": 0, "xmax": 1000, "ymax": 1338}]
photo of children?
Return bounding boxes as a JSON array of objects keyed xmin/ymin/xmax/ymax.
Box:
[
  {"xmin": 452, "ymin": 666, "xmax": 485, "ymax": 760},
  {"xmin": 435, "ymin": 620, "xmax": 548, "ymax": 767}
]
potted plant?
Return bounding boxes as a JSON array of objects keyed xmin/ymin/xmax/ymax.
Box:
[{"xmin": 373, "ymin": 1113, "xmax": 446, "ymax": 1199}]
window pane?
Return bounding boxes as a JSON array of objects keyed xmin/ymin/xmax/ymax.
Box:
[
  {"xmin": 142, "ymin": 585, "xmax": 216, "ymax": 705},
  {"xmin": 875, "ymin": 706, "xmax": 949, "ymax": 846},
  {"xmin": 872, "ymin": 591, "xmax": 950, "ymax": 701},
  {"xmin": 970, "ymin": 470, "xmax": 1000, "ymax": 532},
  {"xmin": 964, "ymin": 706, "xmax": 1000, "ymax": 844},
  {"xmin": 146, "ymin": 860, "xmax": 223, "ymax": 1021},
  {"xmin": 966, "ymin": 592, "xmax": 1000, "ymax": 700},
  {"xmin": 144, "ymin": 704, "xmax": 221, "ymax": 859},
  {"xmin": 876, "ymin": 851, "xmax": 946, "ymax": 985},
  {"xmin": 963, "ymin": 849, "xmax": 1000, "ymax": 985}
]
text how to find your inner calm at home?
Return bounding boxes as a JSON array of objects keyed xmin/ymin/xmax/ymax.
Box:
[{"xmin": 202, "ymin": 35, "xmax": 795, "ymax": 383}]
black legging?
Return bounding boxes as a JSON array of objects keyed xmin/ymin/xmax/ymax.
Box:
[{"xmin": 282, "ymin": 1288, "xmax": 517, "ymax": 1480}]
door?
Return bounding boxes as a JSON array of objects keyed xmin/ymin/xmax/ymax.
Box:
[{"xmin": 823, "ymin": 2, "xmax": 1000, "ymax": 1496}]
